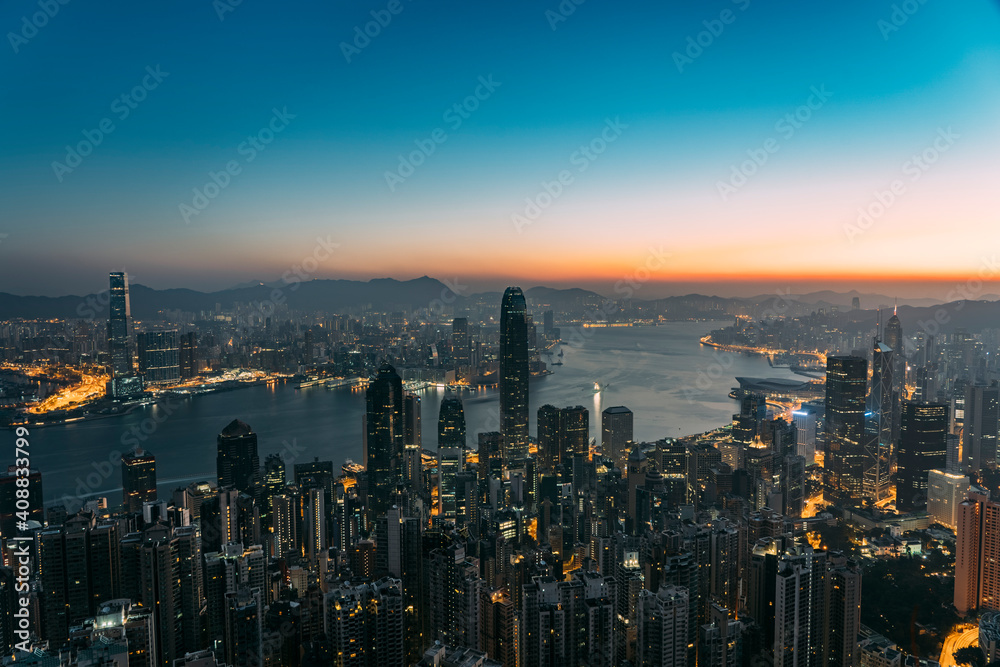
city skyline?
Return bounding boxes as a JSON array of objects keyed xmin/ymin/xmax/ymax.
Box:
[{"xmin": 4, "ymin": 2, "xmax": 1000, "ymax": 664}]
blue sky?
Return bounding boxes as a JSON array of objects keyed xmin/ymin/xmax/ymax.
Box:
[{"xmin": 1, "ymin": 0, "xmax": 999, "ymax": 296}]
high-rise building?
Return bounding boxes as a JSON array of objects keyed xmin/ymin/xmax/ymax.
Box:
[
  {"xmin": 825, "ymin": 554, "xmax": 863, "ymax": 667},
  {"xmin": 271, "ymin": 491, "xmax": 301, "ymax": 559},
  {"xmin": 258, "ymin": 453, "xmax": 286, "ymax": 530},
  {"xmin": 366, "ymin": 362, "xmax": 404, "ymax": 519},
  {"xmin": 37, "ymin": 513, "xmax": 122, "ymax": 644},
  {"xmin": 955, "ymin": 490, "xmax": 1000, "ymax": 615},
  {"xmin": 325, "ymin": 578, "xmax": 405, "ymax": 667},
  {"xmin": 217, "ymin": 420, "xmax": 260, "ymax": 495},
  {"xmin": 864, "ymin": 339, "xmax": 894, "ymax": 502},
  {"xmin": 0, "ymin": 466, "xmax": 43, "ymax": 538},
  {"xmin": 792, "ymin": 404, "xmax": 820, "ymax": 465},
  {"xmin": 521, "ymin": 571, "xmax": 615, "ymax": 667},
  {"xmin": 602, "ymin": 406, "xmax": 633, "ymax": 469},
  {"xmin": 224, "ymin": 588, "xmax": 264, "ymax": 667},
  {"xmin": 637, "ymin": 585, "xmax": 689, "ymax": 667},
  {"xmin": 500, "ymin": 287, "xmax": 530, "ymax": 467},
  {"xmin": 108, "ymin": 271, "xmax": 134, "ymax": 378},
  {"xmin": 896, "ymin": 402, "xmax": 948, "ymax": 511},
  {"xmin": 927, "ymin": 470, "xmax": 971, "ymax": 530},
  {"xmin": 426, "ymin": 543, "xmax": 482, "ymax": 649},
  {"xmin": 452, "ymin": 317, "xmax": 470, "ymax": 370},
  {"xmin": 536, "ymin": 405, "xmax": 588, "ymax": 473},
  {"xmin": 964, "ymin": 383, "xmax": 999, "ymax": 472},
  {"xmin": 107, "ymin": 271, "xmax": 145, "ymax": 398},
  {"xmin": 120, "ymin": 523, "xmax": 203, "ymax": 666},
  {"xmin": 403, "ymin": 393, "xmax": 422, "ymax": 493},
  {"xmin": 179, "ymin": 331, "xmax": 198, "ymax": 379},
  {"xmin": 136, "ymin": 330, "xmax": 180, "ymax": 384},
  {"xmin": 774, "ymin": 548, "xmax": 827, "ymax": 667},
  {"xmin": 122, "ymin": 448, "xmax": 157, "ymax": 513},
  {"xmin": 438, "ymin": 399, "xmax": 467, "ymax": 521},
  {"xmin": 825, "ymin": 356, "xmax": 868, "ymax": 502}
]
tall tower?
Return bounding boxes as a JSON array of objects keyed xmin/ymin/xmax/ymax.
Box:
[
  {"xmin": 403, "ymin": 392, "xmax": 422, "ymax": 492},
  {"xmin": 955, "ymin": 490, "xmax": 1000, "ymax": 615},
  {"xmin": 896, "ymin": 401, "xmax": 948, "ymax": 511},
  {"xmin": 438, "ymin": 398, "xmax": 467, "ymax": 521},
  {"xmin": 366, "ymin": 362, "xmax": 404, "ymax": 519},
  {"xmin": 500, "ymin": 287, "xmax": 530, "ymax": 467},
  {"xmin": 216, "ymin": 419, "xmax": 260, "ymax": 494},
  {"xmin": 602, "ymin": 406, "xmax": 634, "ymax": 469},
  {"xmin": 122, "ymin": 448, "xmax": 157, "ymax": 513},
  {"xmin": 452, "ymin": 317, "xmax": 470, "ymax": 371},
  {"xmin": 864, "ymin": 338, "xmax": 894, "ymax": 502},
  {"xmin": 964, "ymin": 383, "xmax": 1000, "ymax": 472},
  {"xmin": 107, "ymin": 271, "xmax": 134, "ymax": 377},
  {"xmin": 825, "ymin": 356, "xmax": 868, "ymax": 502}
]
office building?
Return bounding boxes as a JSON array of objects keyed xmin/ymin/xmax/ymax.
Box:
[
  {"xmin": 122, "ymin": 448, "xmax": 157, "ymax": 513},
  {"xmin": 964, "ymin": 383, "xmax": 999, "ymax": 472},
  {"xmin": 366, "ymin": 362, "xmax": 404, "ymax": 519},
  {"xmin": 896, "ymin": 402, "xmax": 948, "ymax": 512},
  {"xmin": 825, "ymin": 356, "xmax": 868, "ymax": 502},
  {"xmin": 217, "ymin": 419, "xmax": 260, "ymax": 495},
  {"xmin": 500, "ymin": 287, "xmax": 530, "ymax": 467},
  {"xmin": 927, "ymin": 470, "xmax": 971, "ymax": 531},
  {"xmin": 452, "ymin": 317, "xmax": 470, "ymax": 371},
  {"xmin": 136, "ymin": 330, "xmax": 180, "ymax": 384},
  {"xmin": 602, "ymin": 406, "xmax": 633, "ymax": 469},
  {"xmin": 108, "ymin": 271, "xmax": 134, "ymax": 378}
]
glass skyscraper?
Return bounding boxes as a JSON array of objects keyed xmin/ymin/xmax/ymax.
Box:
[
  {"xmin": 499, "ymin": 286, "xmax": 529, "ymax": 467},
  {"xmin": 825, "ymin": 355, "xmax": 868, "ymax": 502},
  {"xmin": 366, "ymin": 362, "xmax": 404, "ymax": 519}
]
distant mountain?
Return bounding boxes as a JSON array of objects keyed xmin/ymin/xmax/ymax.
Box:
[
  {"xmin": 748, "ymin": 290, "xmax": 944, "ymax": 309},
  {"xmin": 0, "ymin": 277, "xmax": 453, "ymax": 320}
]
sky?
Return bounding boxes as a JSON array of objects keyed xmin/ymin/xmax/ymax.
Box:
[{"xmin": 1, "ymin": 0, "xmax": 999, "ymax": 298}]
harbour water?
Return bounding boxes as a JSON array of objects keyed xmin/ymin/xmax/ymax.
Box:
[{"xmin": 20, "ymin": 321, "xmax": 799, "ymax": 506}]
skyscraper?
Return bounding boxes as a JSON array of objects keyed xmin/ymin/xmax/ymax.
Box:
[
  {"xmin": 500, "ymin": 287, "xmax": 530, "ymax": 467},
  {"xmin": 438, "ymin": 398, "xmax": 467, "ymax": 521},
  {"xmin": 403, "ymin": 392, "xmax": 422, "ymax": 492},
  {"xmin": 864, "ymin": 339, "xmax": 894, "ymax": 502},
  {"xmin": 108, "ymin": 271, "xmax": 134, "ymax": 378},
  {"xmin": 825, "ymin": 356, "xmax": 868, "ymax": 502},
  {"xmin": 37, "ymin": 513, "xmax": 122, "ymax": 644},
  {"xmin": 636, "ymin": 585, "xmax": 689, "ymax": 667},
  {"xmin": 366, "ymin": 362, "xmax": 404, "ymax": 519},
  {"xmin": 224, "ymin": 588, "xmax": 264, "ymax": 667},
  {"xmin": 536, "ymin": 405, "xmax": 589, "ymax": 473},
  {"xmin": 602, "ymin": 406, "xmax": 633, "ymax": 469},
  {"xmin": 179, "ymin": 331, "xmax": 198, "ymax": 379},
  {"xmin": 955, "ymin": 490, "xmax": 1000, "ymax": 615},
  {"xmin": 325, "ymin": 578, "xmax": 405, "ymax": 667},
  {"xmin": 452, "ymin": 317, "xmax": 470, "ymax": 371},
  {"xmin": 122, "ymin": 448, "xmax": 157, "ymax": 513},
  {"xmin": 927, "ymin": 470, "xmax": 971, "ymax": 530},
  {"xmin": 896, "ymin": 402, "xmax": 948, "ymax": 511},
  {"xmin": 136, "ymin": 330, "xmax": 181, "ymax": 384},
  {"xmin": 217, "ymin": 420, "xmax": 260, "ymax": 495},
  {"xmin": 107, "ymin": 271, "xmax": 145, "ymax": 398},
  {"xmin": 964, "ymin": 383, "xmax": 999, "ymax": 472}
]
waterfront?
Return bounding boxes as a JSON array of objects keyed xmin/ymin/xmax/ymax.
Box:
[{"xmin": 21, "ymin": 321, "xmax": 800, "ymax": 507}]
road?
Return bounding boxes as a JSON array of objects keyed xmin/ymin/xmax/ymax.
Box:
[{"xmin": 939, "ymin": 625, "xmax": 979, "ymax": 667}]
